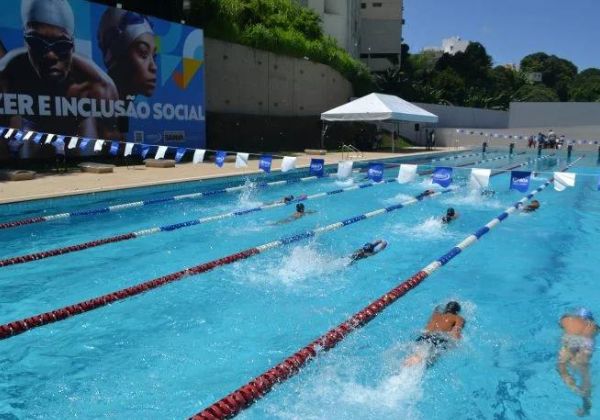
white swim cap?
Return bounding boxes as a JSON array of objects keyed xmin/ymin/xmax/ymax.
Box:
[
  {"xmin": 98, "ymin": 8, "xmax": 154, "ymax": 70},
  {"xmin": 21, "ymin": 0, "xmax": 75, "ymax": 36}
]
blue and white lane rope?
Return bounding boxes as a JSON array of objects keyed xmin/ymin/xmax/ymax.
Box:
[
  {"xmin": 0, "ymin": 153, "xmax": 534, "ymax": 268},
  {"xmin": 193, "ymin": 156, "xmax": 582, "ymax": 420},
  {"xmin": 431, "ymin": 150, "xmax": 481, "ymax": 162}
]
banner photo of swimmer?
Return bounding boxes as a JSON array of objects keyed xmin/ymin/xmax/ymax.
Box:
[{"xmin": 0, "ymin": 0, "xmax": 205, "ymax": 149}]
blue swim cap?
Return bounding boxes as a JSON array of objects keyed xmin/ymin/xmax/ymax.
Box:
[{"xmin": 578, "ymin": 308, "xmax": 594, "ymax": 321}]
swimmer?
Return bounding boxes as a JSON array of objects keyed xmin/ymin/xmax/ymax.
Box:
[
  {"xmin": 481, "ymin": 189, "xmax": 496, "ymax": 197},
  {"xmin": 349, "ymin": 239, "xmax": 387, "ymax": 264},
  {"xmin": 441, "ymin": 208, "xmax": 458, "ymax": 224},
  {"xmin": 404, "ymin": 301, "xmax": 465, "ymax": 368},
  {"xmin": 416, "ymin": 189, "xmax": 436, "ymax": 200},
  {"xmin": 558, "ymin": 308, "xmax": 598, "ymax": 417},
  {"xmin": 523, "ymin": 200, "xmax": 540, "ymax": 213},
  {"xmin": 272, "ymin": 203, "xmax": 315, "ymax": 224},
  {"xmin": 265, "ymin": 194, "xmax": 307, "ymax": 206}
]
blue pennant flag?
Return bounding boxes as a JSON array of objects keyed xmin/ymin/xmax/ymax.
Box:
[
  {"xmin": 510, "ymin": 171, "xmax": 531, "ymax": 192},
  {"xmin": 32, "ymin": 133, "xmax": 43, "ymax": 144},
  {"xmin": 309, "ymin": 158, "xmax": 325, "ymax": 177},
  {"xmin": 109, "ymin": 141, "xmax": 120, "ymax": 156},
  {"xmin": 259, "ymin": 154, "xmax": 272, "ymax": 173},
  {"xmin": 0, "ymin": 128, "xmax": 5, "ymax": 138},
  {"xmin": 367, "ymin": 162, "xmax": 384, "ymax": 182},
  {"xmin": 14, "ymin": 130, "xmax": 24, "ymax": 141},
  {"xmin": 175, "ymin": 148, "xmax": 186, "ymax": 163},
  {"xmin": 215, "ymin": 150, "xmax": 227, "ymax": 167},
  {"xmin": 79, "ymin": 138, "xmax": 91, "ymax": 150},
  {"xmin": 432, "ymin": 167, "xmax": 453, "ymax": 188},
  {"xmin": 53, "ymin": 136, "xmax": 65, "ymax": 155},
  {"xmin": 141, "ymin": 145, "xmax": 152, "ymax": 159}
]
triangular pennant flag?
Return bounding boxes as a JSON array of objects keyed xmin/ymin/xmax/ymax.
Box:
[
  {"xmin": 510, "ymin": 171, "xmax": 531, "ymax": 192},
  {"xmin": 175, "ymin": 148, "xmax": 186, "ymax": 163},
  {"xmin": 259, "ymin": 155, "xmax": 272, "ymax": 173},
  {"xmin": 79, "ymin": 138, "xmax": 91, "ymax": 150},
  {"xmin": 397, "ymin": 164, "xmax": 417, "ymax": 184},
  {"xmin": 124, "ymin": 142, "xmax": 135, "ymax": 157},
  {"xmin": 4, "ymin": 128, "xmax": 15, "ymax": 138},
  {"xmin": 553, "ymin": 172, "xmax": 576, "ymax": 192},
  {"xmin": 0, "ymin": 128, "xmax": 5, "ymax": 137},
  {"xmin": 14, "ymin": 130, "xmax": 24, "ymax": 141},
  {"xmin": 281, "ymin": 156, "xmax": 297, "ymax": 173},
  {"xmin": 193, "ymin": 149, "xmax": 205, "ymax": 164},
  {"xmin": 44, "ymin": 133, "xmax": 55, "ymax": 144},
  {"xmin": 155, "ymin": 145, "xmax": 168, "ymax": 159},
  {"xmin": 235, "ymin": 152, "xmax": 249, "ymax": 168},
  {"xmin": 141, "ymin": 145, "xmax": 151, "ymax": 159},
  {"xmin": 68, "ymin": 137, "xmax": 79, "ymax": 149},
  {"xmin": 33, "ymin": 133, "xmax": 43, "ymax": 144},
  {"xmin": 336, "ymin": 160, "xmax": 353, "ymax": 179},
  {"xmin": 432, "ymin": 167, "xmax": 453, "ymax": 188},
  {"xmin": 469, "ymin": 168, "xmax": 491, "ymax": 189},
  {"xmin": 22, "ymin": 131, "xmax": 33, "ymax": 141},
  {"xmin": 109, "ymin": 141, "xmax": 120, "ymax": 156},
  {"xmin": 94, "ymin": 139, "xmax": 105, "ymax": 152},
  {"xmin": 215, "ymin": 151, "xmax": 227, "ymax": 167}
]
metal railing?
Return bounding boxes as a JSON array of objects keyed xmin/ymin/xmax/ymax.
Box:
[{"xmin": 341, "ymin": 144, "xmax": 364, "ymax": 160}]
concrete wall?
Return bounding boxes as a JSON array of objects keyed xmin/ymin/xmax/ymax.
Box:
[
  {"xmin": 204, "ymin": 38, "xmax": 353, "ymax": 117},
  {"xmin": 509, "ymin": 102, "xmax": 600, "ymax": 128}
]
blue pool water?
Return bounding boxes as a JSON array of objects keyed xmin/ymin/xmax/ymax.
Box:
[{"xmin": 1, "ymin": 150, "xmax": 598, "ymax": 419}]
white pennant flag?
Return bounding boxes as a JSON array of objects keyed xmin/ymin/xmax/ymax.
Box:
[
  {"xmin": 336, "ymin": 161, "xmax": 354, "ymax": 179},
  {"xmin": 235, "ymin": 152, "xmax": 249, "ymax": 168},
  {"xmin": 469, "ymin": 168, "xmax": 491, "ymax": 189},
  {"xmin": 193, "ymin": 149, "xmax": 206, "ymax": 164},
  {"xmin": 155, "ymin": 145, "xmax": 168, "ymax": 159},
  {"xmin": 553, "ymin": 172, "xmax": 576, "ymax": 192},
  {"xmin": 23, "ymin": 131, "xmax": 33, "ymax": 141},
  {"xmin": 281, "ymin": 156, "xmax": 297, "ymax": 172},
  {"xmin": 94, "ymin": 139, "xmax": 105, "ymax": 151},
  {"xmin": 4, "ymin": 128, "xmax": 14, "ymax": 138},
  {"xmin": 397, "ymin": 164, "xmax": 417, "ymax": 184},
  {"xmin": 124, "ymin": 142, "xmax": 135, "ymax": 157},
  {"xmin": 68, "ymin": 137, "xmax": 79, "ymax": 149},
  {"xmin": 44, "ymin": 133, "xmax": 55, "ymax": 144}
]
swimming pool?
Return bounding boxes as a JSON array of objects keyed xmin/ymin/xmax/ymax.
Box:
[{"xmin": 0, "ymin": 149, "xmax": 597, "ymax": 419}]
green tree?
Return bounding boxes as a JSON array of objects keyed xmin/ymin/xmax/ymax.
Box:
[
  {"xmin": 520, "ymin": 52, "xmax": 577, "ymax": 101},
  {"xmin": 513, "ymin": 84, "xmax": 559, "ymax": 102},
  {"xmin": 569, "ymin": 68, "xmax": 600, "ymax": 101}
]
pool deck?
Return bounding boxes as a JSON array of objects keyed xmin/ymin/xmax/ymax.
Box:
[{"xmin": 0, "ymin": 148, "xmax": 458, "ymax": 204}]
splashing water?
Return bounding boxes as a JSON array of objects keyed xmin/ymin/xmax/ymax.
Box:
[
  {"xmin": 441, "ymin": 189, "xmax": 504, "ymax": 209},
  {"xmin": 335, "ymin": 178, "xmax": 355, "ymax": 188},
  {"xmin": 391, "ymin": 217, "xmax": 452, "ymax": 240},
  {"xmin": 384, "ymin": 192, "xmax": 416, "ymax": 205},
  {"xmin": 237, "ymin": 178, "xmax": 263, "ymax": 209}
]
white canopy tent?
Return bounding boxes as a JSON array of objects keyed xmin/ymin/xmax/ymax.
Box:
[{"xmin": 320, "ymin": 93, "xmax": 438, "ymax": 150}]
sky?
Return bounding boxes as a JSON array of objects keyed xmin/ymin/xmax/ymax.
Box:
[{"xmin": 403, "ymin": 0, "xmax": 600, "ymax": 71}]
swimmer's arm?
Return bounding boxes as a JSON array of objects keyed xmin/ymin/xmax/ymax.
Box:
[
  {"xmin": 305, "ymin": 210, "xmax": 317, "ymax": 214},
  {"xmin": 450, "ymin": 317, "xmax": 465, "ymax": 340}
]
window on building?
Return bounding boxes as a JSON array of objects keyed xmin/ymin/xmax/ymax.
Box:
[
  {"xmin": 361, "ymin": 3, "xmax": 366, "ymax": 8},
  {"xmin": 372, "ymin": 2, "xmax": 382, "ymax": 7}
]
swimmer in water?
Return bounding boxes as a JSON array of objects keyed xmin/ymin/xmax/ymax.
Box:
[
  {"xmin": 481, "ymin": 189, "xmax": 496, "ymax": 197},
  {"xmin": 348, "ymin": 240, "xmax": 387, "ymax": 264},
  {"xmin": 265, "ymin": 194, "xmax": 307, "ymax": 206},
  {"xmin": 272, "ymin": 203, "xmax": 315, "ymax": 224},
  {"xmin": 558, "ymin": 308, "xmax": 598, "ymax": 417},
  {"xmin": 523, "ymin": 200, "xmax": 540, "ymax": 213},
  {"xmin": 404, "ymin": 301, "xmax": 465, "ymax": 368},
  {"xmin": 416, "ymin": 189, "xmax": 436, "ymax": 200},
  {"xmin": 441, "ymin": 208, "xmax": 458, "ymax": 224}
]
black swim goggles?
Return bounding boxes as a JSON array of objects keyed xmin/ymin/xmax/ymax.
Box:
[{"xmin": 24, "ymin": 34, "xmax": 74, "ymax": 58}]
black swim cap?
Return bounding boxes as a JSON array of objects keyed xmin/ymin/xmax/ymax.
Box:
[
  {"xmin": 445, "ymin": 301, "xmax": 461, "ymax": 314},
  {"xmin": 284, "ymin": 195, "xmax": 294, "ymax": 203},
  {"xmin": 296, "ymin": 203, "xmax": 305, "ymax": 212},
  {"xmin": 447, "ymin": 208, "xmax": 455, "ymax": 216}
]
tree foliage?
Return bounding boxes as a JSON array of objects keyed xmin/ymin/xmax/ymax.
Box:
[
  {"xmin": 569, "ymin": 68, "xmax": 600, "ymax": 102},
  {"xmin": 520, "ymin": 52, "xmax": 577, "ymax": 101}
]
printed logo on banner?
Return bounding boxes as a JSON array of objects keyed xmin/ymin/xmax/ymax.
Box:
[
  {"xmin": 309, "ymin": 158, "xmax": 325, "ymax": 177},
  {"xmin": 109, "ymin": 141, "xmax": 120, "ymax": 156},
  {"xmin": 367, "ymin": 163, "xmax": 384, "ymax": 182},
  {"xmin": 510, "ymin": 171, "xmax": 531, "ymax": 192},
  {"xmin": 259, "ymin": 155, "xmax": 273, "ymax": 173},
  {"xmin": 215, "ymin": 151, "xmax": 227, "ymax": 167},
  {"xmin": 432, "ymin": 167, "xmax": 453, "ymax": 188}
]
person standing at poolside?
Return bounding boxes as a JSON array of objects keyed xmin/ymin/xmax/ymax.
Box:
[{"xmin": 558, "ymin": 309, "xmax": 598, "ymax": 417}]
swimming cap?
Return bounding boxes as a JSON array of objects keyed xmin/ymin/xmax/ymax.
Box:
[
  {"xmin": 362, "ymin": 243, "xmax": 374, "ymax": 252},
  {"xmin": 21, "ymin": 0, "xmax": 75, "ymax": 36},
  {"xmin": 98, "ymin": 8, "xmax": 154, "ymax": 70},
  {"xmin": 445, "ymin": 301, "xmax": 461, "ymax": 314},
  {"xmin": 578, "ymin": 308, "xmax": 594, "ymax": 321},
  {"xmin": 296, "ymin": 203, "xmax": 304, "ymax": 212},
  {"xmin": 447, "ymin": 208, "xmax": 455, "ymax": 216}
]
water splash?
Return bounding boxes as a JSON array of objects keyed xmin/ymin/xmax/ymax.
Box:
[
  {"xmin": 237, "ymin": 178, "xmax": 263, "ymax": 209},
  {"xmin": 391, "ymin": 217, "xmax": 452, "ymax": 240},
  {"xmin": 335, "ymin": 178, "xmax": 355, "ymax": 188},
  {"xmin": 442, "ymin": 189, "xmax": 504, "ymax": 209},
  {"xmin": 384, "ymin": 193, "xmax": 416, "ymax": 205}
]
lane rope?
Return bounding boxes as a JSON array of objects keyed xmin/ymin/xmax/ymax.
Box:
[{"xmin": 191, "ymin": 155, "xmax": 583, "ymax": 420}]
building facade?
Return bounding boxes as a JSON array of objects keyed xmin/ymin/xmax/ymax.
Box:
[{"xmin": 424, "ymin": 36, "xmax": 470, "ymax": 56}]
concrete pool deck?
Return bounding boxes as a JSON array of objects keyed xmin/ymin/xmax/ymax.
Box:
[{"xmin": 0, "ymin": 148, "xmax": 459, "ymax": 204}]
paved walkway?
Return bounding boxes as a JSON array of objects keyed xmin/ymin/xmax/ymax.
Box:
[{"xmin": 0, "ymin": 149, "xmax": 454, "ymax": 204}]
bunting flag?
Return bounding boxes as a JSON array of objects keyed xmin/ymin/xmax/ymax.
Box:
[
  {"xmin": 53, "ymin": 136, "xmax": 66, "ymax": 155},
  {"xmin": 432, "ymin": 167, "xmax": 453, "ymax": 188},
  {"xmin": 193, "ymin": 149, "xmax": 206, "ymax": 164},
  {"xmin": 367, "ymin": 162, "xmax": 384, "ymax": 182},
  {"xmin": 0, "ymin": 128, "xmax": 5, "ymax": 137},
  {"xmin": 336, "ymin": 160, "xmax": 353, "ymax": 179},
  {"xmin": 259, "ymin": 154, "xmax": 272, "ymax": 173},
  {"xmin": 14, "ymin": 131, "xmax": 24, "ymax": 141},
  {"xmin": 79, "ymin": 138, "xmax": 91, "ymax": 151},
  {"xmin": 109, "ymin": 141, "xmax": 120, "ymax": 156},
  {"xmin": 397, "ymin": 164, "xmax": 417, "ymax": 184},
  {"xmin": 4, "ymin": 128, "xmax": 14, "ymax": 138},
  {"xmin": 510, "ymin": 171, "xmax": 531, "ymax": 192},
  {"xmin": 175, "ymin": 148, "xmax": 186, "ymax": 163},
  {"xmin": 32, "ymin": 133, "xmax": 43, "ymax": 144},
  {"xmin": 140, "ymin": 145, "xmax": 151, "ymax": 159},
  {"xmin": 215, "ymin": 151, "xmax": 227, "ymax": 167},
  {"xmin": 469, "ymin": 168, "xmax": 491, "ymax": 189},
  {"xmin": 553, "ymin": 172, "xmax": 576, "ymax": 192},
  {"xmin": 68, "ymin": 137, "xmax": 79, "ymax": 149},
  {"xmin": 22, "ymin": 131, "xmax": 33, "ymax": 141},
  {"xmin": 155, "ymin": 145, "xmax": 168, "ymax": 160},
  {"xmin": 281, "ymin": 156, "xmax": 297, "ymax": 173},
  {"xmin": 309, "ymin": 158, "xmax": 325, "ymax": 177},
  {"xmin": 235, "ymin": 152, "xmax": 249, "ymax": 168},
  {"xmin": 44, "ymin": 133, "xmax": 55, "ymax": 144},
  {"xmin": 124, "ymin": 142, "xmax": 135, "ymax": 157},
  {"xmin": 93, "ymin": 139, "xmax": 105, "ymax": 152}
]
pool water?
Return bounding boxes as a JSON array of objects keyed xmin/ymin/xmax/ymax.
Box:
[{"xmin": 0, "ymin": 150, "xmax": 598, "ymax": 419}]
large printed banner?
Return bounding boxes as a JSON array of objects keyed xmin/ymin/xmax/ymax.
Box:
[{"xmin": 0, "ymin": 0, "xmax": 205, "ymax": 148}]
